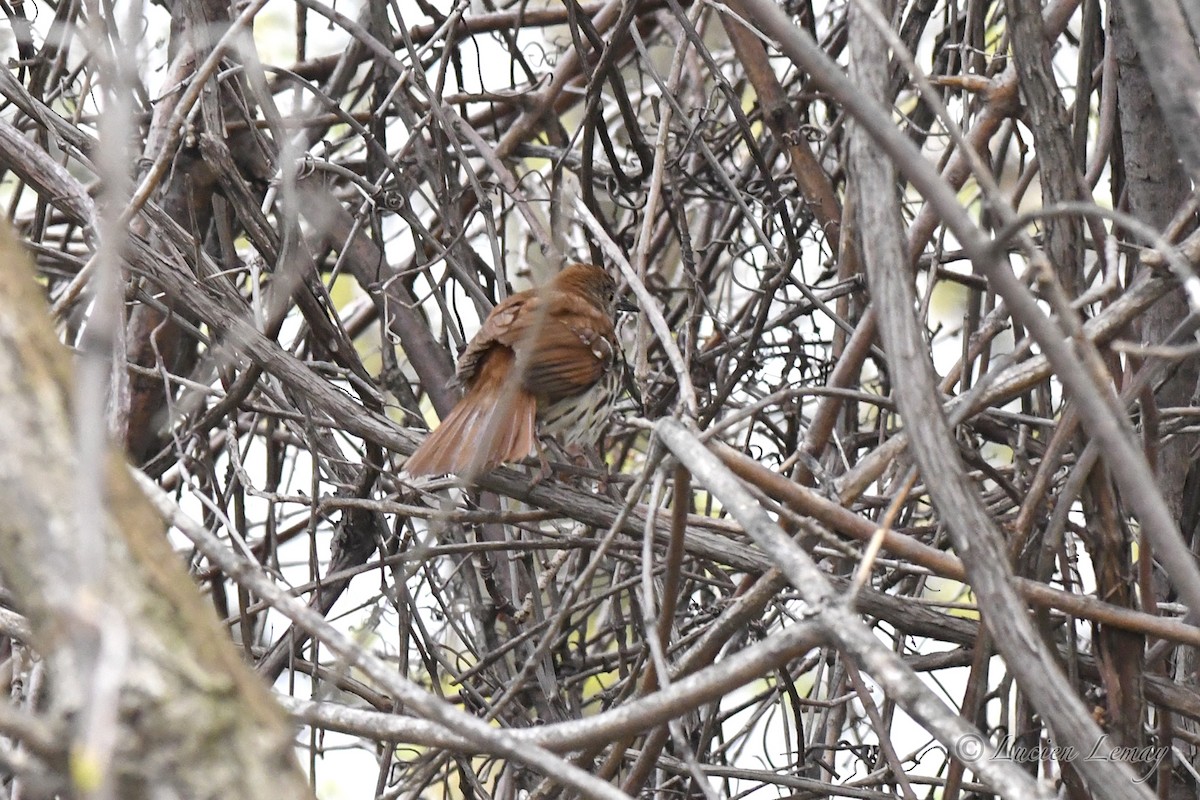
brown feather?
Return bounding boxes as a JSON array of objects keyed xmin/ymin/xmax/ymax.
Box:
[
  {"xmin": 405, "ymin": 263, "xmax": 618, "ymax": 478},
  {"xmin": 404, "ymin": 348, "xmax": 537, "ymax": 476}
]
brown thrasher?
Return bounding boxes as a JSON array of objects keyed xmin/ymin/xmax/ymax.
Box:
[{"xmin": 404, "ymin": 263, "xmax": 621, "ymax": 477}]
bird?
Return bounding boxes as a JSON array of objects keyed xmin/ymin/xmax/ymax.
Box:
[{"xmin": 404, "ymin": 263, "xmax": 622, "ymax": 478}]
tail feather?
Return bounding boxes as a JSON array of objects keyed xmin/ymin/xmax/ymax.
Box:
[{"xmin": 404, "ymin": 353, "xmax": 537, "ymax": 477}]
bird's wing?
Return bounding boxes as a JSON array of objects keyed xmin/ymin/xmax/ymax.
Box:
[{"xmin": 466, "ymin": 291, "xmax": 614, "ymax": 401}]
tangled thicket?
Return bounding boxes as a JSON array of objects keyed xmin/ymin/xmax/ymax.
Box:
[{"xmin": 3, "ymin": 0, "xmax": 1200, "ymax": 798}]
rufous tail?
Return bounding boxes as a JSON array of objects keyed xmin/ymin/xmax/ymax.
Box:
[{"xmin": 404, "ymin": 350, "xmax": 537, "ymax": 477}]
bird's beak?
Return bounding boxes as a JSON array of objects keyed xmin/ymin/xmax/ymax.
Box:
[{"xmin": 617, "ymin": 297, "xmax": 638, "ymax": 313}]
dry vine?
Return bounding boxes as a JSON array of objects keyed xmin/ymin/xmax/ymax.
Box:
[{"xmin": 1, "ymin": 0, "xmax": 1200, "ymax": 798}]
